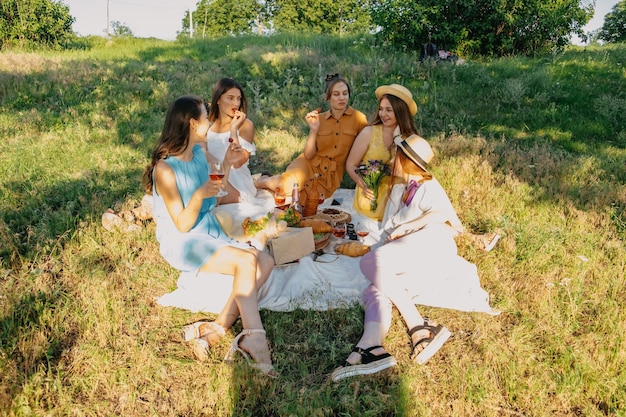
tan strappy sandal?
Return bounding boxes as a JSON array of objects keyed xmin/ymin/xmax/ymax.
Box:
[{"xmin": 224, "ymin": 329, "xmax": 278, "ymax": 378}]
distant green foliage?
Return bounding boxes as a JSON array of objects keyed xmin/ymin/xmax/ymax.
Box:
[
  {"xmin": 0, "ymin": 0, "xmax": 75, "ymax": 49},
  {"xmin": 270, "ymin": 0, "xmax": 372, "ymax": 35},
  {"xmin": 598, "ymin": 0, "xmax": 626, "ymax": 43},
  {"xmin": 370, "ymin": 0, "xmax": 593, "ymax": 57},
  {"xmin": 111, "ymin": 21, "xmax": 134, "ymax": 38},
  {"xmin": 183, "ymin": 0, "xmax": 263, "ymax": 37},
  {"xmin": 185, "ymin": 0, "xmax": 373, "ymax": 38}
]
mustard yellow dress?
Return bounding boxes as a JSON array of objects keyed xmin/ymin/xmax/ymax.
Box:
[{"xmin": 353, "ymin": 125, "xmax": 394, "ymax": 220}]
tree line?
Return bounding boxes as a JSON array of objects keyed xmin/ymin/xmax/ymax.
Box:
[{"xmin": 1, "ymin": 0, "xmax": 625, "ymax": 55}]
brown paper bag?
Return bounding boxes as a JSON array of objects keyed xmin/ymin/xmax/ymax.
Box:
[{"xmin": 268, "ymin": 227, "xmax": 315, "ymax": 265}]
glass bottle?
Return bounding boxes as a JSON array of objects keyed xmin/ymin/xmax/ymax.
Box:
[{"xmin": 290, "ymin": 182, "xmax": 302, "ymax": 214}]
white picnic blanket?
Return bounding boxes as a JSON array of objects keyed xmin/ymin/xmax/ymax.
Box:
[{"xmin": 156, "ymin": 189, "xmax": 500, "ymax": 315}]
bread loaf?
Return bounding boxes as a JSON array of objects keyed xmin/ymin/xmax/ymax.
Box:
[
  {"xmin": 299, "ymin": 218, "xmax": 332, "ymax": 234},
  {"xmin": 335, "ymin": 242, "xmax": 370, "ymax": 257}
]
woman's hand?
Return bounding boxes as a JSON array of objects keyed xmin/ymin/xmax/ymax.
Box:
[
  {"xmin": 305, "ymin": 108, "xmax": 321, "ymax": 132},
  {"xmin": 385, "ymin": 229, "xmax": 405, "ymax": 243},
  {"xmin": 231, "ymin": 110, "xmax": 246, "ymax": 132},
  {"xmin": 198, "ymin": 178, "xmax": 225, "ymax": 199},
  {"xmin": 359, "ymin": 180, "xmax": 375, "ymax": 200},
  {"xmin": 224, "ymin": 142, "xmax": 249, "ymax": 168}
]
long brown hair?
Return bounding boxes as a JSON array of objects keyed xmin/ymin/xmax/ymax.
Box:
[
  {"xmin": 207, "ymin": 78, "xmax": 247, "ymax": 123},
  {"xmin": 142, "ymin": 94, "xmax": 205, "ymax": 194},
  {"xmin": 371, "ymin": 94, "xmax": 418, "ymax": 137},
  {"xmin": 395, "ymin": 148, "xmax": 433, "ymax": 180}
]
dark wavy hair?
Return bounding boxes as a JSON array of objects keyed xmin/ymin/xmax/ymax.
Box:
[
  {"xmin": 371, "ymin": 94, "xmax": 418, "ymax": 137},
  {"xmin": 142, "ymin": 94, "xmax": 205, "ymax": 194},
  {"xmin": 207, "ymin": 78, "xmax": 248, "ymax": 122}
]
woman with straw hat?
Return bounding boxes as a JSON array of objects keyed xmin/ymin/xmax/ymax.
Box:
[
  {"xmin": 332, "ymin": 133, "xmax": 493, "ymax": 382},
  {"xmin": 345, "ymin": 83, "xmax": 419, "ymax": 220}
]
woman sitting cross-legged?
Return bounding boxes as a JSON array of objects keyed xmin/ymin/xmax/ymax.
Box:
[
  {"xmin": 332, "ymin": 134, "xmax": 478, "ymax": 382},
  {"xmin": 142, "ymin": 94, "xmax": 277, "ymax": 377},
  {"xmin": 254, "ymin": 74, "xmax": 368, "ymax": 203}
]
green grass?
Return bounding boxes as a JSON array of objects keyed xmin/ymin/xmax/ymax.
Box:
[{"xmin": 0, "ymin": 34, "xmax": 625, "ymax": 416}]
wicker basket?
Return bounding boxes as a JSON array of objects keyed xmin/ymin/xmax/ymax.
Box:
[{"xmin": 314, "ymin": 232, "xmax": 331, "ymax": 250}]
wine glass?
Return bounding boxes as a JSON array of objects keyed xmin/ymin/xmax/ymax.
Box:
[
  {"xmin": 332, "ymin": 221, "xmax": 346, "ymax": 241},
  {"xmin": 273, "ymin": 188, "xmax": 288, "ymax": 210},
  {"xmin": 209, "ymin": 161, "xmax": 228, "ymax": 197},
  {"xmin": 318, "ymin": 192, "xmax": 325, "ymax": 205},
  {"xmin": 356, "ymin": 222, "xmax": 369, "ymax": 243}
]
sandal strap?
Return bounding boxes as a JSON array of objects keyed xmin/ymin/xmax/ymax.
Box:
[
  {"xmin": 408, "ymin": 318, "xmax": 442, "ymax": 337},
  {"xmin": 349, "ymin": 345, "xmax": 391, "ymax": 365},
  {"xmin": 240, "ymin": 328, "xmax": 266, "ymax": 336}
]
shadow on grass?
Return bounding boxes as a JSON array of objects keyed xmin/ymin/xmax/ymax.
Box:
[
  {"xmin": 222, "ymin": 308, "xmax": 411, "ymax": 416},
  {"xmin": 0, "ymin": 289, "xmax": 78, "ymax": 406},
  {"xmin": 1, "ymin": 166, "xmax": 144, "ymax": 262}
]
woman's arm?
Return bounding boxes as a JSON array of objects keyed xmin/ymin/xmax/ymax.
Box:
[
  {"xmin": 154, "ymin": 160, "xmax": 216, "ymax": 232},
  {"xmin": 345, "ymin": 126, "xmax": 374, "ymax": 199},
  {"xmin": 228, "ymin": 114, "xmax": 253, "ymax": 168},
  {"xmin": 303, "ymin": 109, "xmax": 321, "ymax": 160}
]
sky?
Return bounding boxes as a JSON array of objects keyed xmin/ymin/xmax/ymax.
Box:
[
  {"xmin": 63, "ymin": 0, "xmax": 620, "ymax": 44},
  {"xmin": 62, "ymin": 0, "xmax": 195, "ymax": 40}
]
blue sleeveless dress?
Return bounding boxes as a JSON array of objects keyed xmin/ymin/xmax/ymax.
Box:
[{"xmin": 152, "ymin": 145, "xmax": 235, "ymax": 272}]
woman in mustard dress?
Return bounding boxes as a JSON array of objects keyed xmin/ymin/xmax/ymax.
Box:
[
  {"xmin": 255, "ymin": 74, "xmax": 368, "ymax": 203},
  {"xmin": 346, "ymin": 84, "xmax": 419, "ymax": 220}
]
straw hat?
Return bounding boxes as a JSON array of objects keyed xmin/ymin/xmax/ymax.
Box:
[
  {"xmin": 375, "ymin": 84, "xmax": 418, "ymax": 115},
  {"xmin": 394, "ymin": 135, "xmax": 434, "ymax": 172}
]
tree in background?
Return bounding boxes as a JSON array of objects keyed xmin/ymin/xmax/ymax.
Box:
[
  {"xmin": 0, "ymin": 0, "xmax": 74, "ymax": 48},
  {"xmin": 111, "ymin": 21, "xmax": 134, "ymax": 38},
  {"xmin": 182, "ymin": 0, "xmax": 266, "ymax": 38},
  {"xmin": 183, "ymin": 0, "xmax": 372, "ymax": 38},
  {"xmin": 370, "ymin": 0, "xmax": 593, "ymax": 56},
  {"xmin": 598, "ymin": 0, "xmax": 626, "ymax": 43},
  {"xmin": 270, "ymin": 0, "xmax": 372, "ymax": 35}
]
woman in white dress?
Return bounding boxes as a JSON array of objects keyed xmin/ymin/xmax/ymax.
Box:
[
  {"xmin": 206, "ymin": 78, "xmax": 260, "ymax": 204},
  {"xmin": 331, "ymin": 134, "xmax": 492, "ymax": 382}
]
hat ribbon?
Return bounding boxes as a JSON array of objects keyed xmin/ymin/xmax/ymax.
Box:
[
  {"xmin": 402, "ymin": 180, "xmax": 421, "ymax": 206},
  {"xmin": 401, "ymin": 139, "xmax": 429, "ymax": 171}
]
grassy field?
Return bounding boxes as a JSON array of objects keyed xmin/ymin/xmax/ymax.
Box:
[{"xmin": 0, "ymin": 34, "xmax": 625, "ymax": 416}]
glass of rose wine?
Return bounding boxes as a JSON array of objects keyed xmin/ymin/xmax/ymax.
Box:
[
  {"xmin": 332, "ymin": 221, "xmax": 346, "ymax": 241},
  {"xmin": 356, "ymin": 222, "xmax": 369, "ymax": 243},
  {"xmin": 274, "ymin": 187, "xmax": 288, "ymax": 210},
  {"xmin": 209, "ymin": 161, "xmax": 228, "ymax": 197}
]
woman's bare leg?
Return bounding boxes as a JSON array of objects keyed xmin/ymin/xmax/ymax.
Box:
[
  {"xmin": 200, "ymin": 247, "xmax": 274, "ymax": 364},
  {"xmin": 206, "ymin": 248, "xmax": 273, "ymax": 329}
]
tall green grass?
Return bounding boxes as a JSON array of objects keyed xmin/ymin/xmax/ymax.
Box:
[{"xmin": 0, "ymin": 34, "xmax": 624, "ymax": 416}]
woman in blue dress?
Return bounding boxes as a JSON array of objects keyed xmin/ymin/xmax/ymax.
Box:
[{"xmin": 142, "ymin": 94, "xmax": 276, "ymax": 377}]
